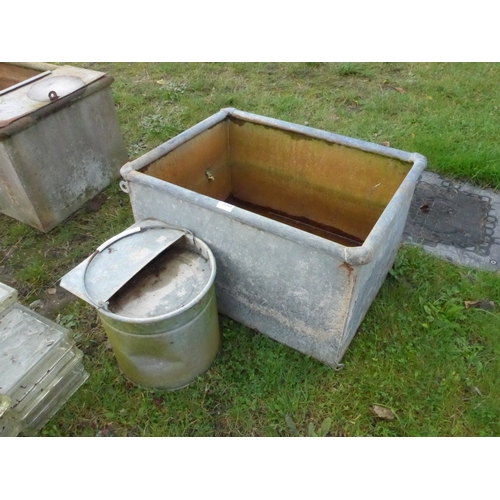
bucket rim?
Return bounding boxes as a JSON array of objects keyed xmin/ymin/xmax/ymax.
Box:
[{"xmin": 94, "ymin": 234, "xmax": 217, "ymax": 324}]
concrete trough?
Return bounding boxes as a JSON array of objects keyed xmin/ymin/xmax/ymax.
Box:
[
  {"xmin": 120, "ymin": 108, "xmax": 427, "ymax": 368},
  {"xmin": 0, "ymin": 62, "xmax": 128, "ymax": 232}
]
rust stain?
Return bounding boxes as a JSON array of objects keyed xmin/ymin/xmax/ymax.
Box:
[
  {"xmin": 340, "ymin": 261, "xmax": 354, "ymax": 278},
  {"xmin": 225, "ymin": 195, "xmax": 363, "ymax": 246}
]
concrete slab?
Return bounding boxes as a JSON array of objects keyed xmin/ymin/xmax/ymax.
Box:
[{"xmin": 403, "ymin": 171, "xmax": 500, "ymax": 272}]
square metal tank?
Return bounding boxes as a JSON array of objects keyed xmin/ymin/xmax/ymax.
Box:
[
  {"xmin": 0, "ymin": 62, "xmax": 128, "ymax": 232},
  {"xmin": 120, "ymin": 108, "xmax": 427, "ymax": 368}
]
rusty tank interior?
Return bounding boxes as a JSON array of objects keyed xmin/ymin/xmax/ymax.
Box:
[{"xmin": 139, "ymin": 117, "xmax": 412, "ymax": 247}]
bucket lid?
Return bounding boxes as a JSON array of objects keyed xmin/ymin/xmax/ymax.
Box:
[{"xmin": 60, "ymin": 219, "xmax": 214, "ymax": 318}]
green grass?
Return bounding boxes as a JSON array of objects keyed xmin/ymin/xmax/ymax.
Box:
[
  {"xmin": 84, "ymin": 62, "xmax": 500, "ymax": 189},
  {"xmin": 40, "ymin": 247, "xmax": 500, "ymax": 437},
  {"xmin": 1, "ymin": 63, "xmax": 499, "ymax": 437}
]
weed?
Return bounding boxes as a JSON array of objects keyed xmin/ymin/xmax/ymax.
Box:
[
  {"xmin": 140, "ymin": 113, "xmax": 183, "ymax": 141},
  {"xmin": 56, "ymin": 313, "xmax": 79, "ymax": 329},
  {"xmin": 284, "ymin": 415, "xmax": 333, "ymax": 437},
  {"xmin": 156, "ymin": 80, "xmax": 188, "ymax": 102},
  {"xmin": 17, "ymin": 256, "xmax": 49, "ymax": 290},
  {"xmin": 335, "ymin": 62, "xmax": 372, "ymax": 77},
  {"xmin": 128, "ymin": 140, "xmax": 147, "ymax": 159}
]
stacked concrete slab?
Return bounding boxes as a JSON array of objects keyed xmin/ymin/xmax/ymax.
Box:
[{"xmin": 0, "ymin": 283, "xmax": 88, "ymax": 436}]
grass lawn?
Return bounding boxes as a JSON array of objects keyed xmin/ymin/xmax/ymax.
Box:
[{"xmin": 1, "ymin": 63, "xmax": 499, "ymax": 437}]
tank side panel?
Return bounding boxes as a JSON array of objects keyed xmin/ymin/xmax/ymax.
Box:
[
  {"xmin": 143, "ymin": 121, "xmax": 231, "ymax": 202},
  {"xmin": 4, "ymin": 87, "xmax": 127, "ymax": 231},
  {"xmin": 0, "ymin": 141, "xmax": 41, "ymax": 229},
  {"xmin": 127, "ymin": 181, "xmax": 355, "ymax": 368},
  {"xmin": 228, "ymin": 119, "xmax": 411, "ymax": 241}
]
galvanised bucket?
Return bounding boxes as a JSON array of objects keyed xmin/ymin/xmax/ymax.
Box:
[{"xmin": 60, "ymin": 219, "xmax": 220, "ymax": 389}]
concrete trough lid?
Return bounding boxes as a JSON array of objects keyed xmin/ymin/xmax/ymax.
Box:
[{"xmin": 0, "ymin": 63, "xmax": 107, "ymax": 130}]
